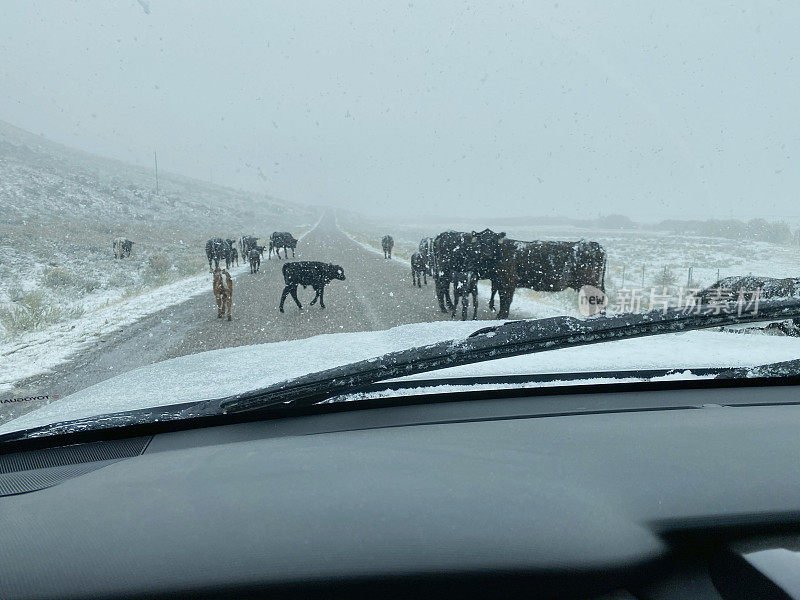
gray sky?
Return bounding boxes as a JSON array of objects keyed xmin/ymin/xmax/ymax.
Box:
[{"xmin": 1, "ymin": 1, "xmax": 798, "ymax": 221}]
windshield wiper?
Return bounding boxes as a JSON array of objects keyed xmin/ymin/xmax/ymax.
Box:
[
  {"xmin": 3, "ymin": 299, "xmax": 800, "ymax": 445},
  {"xmin": 187, "ymin": 299, "xmax": 800, "ymax": 416}
]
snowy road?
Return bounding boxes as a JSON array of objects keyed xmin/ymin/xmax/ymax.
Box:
[{"xmin": 5, "ymin": 212, "xmax": 500, "ymax": 419}]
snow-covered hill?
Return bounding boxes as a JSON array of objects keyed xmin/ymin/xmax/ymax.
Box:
[{"xmin": 0, "ymin": 119, "xmax": 319, "ymax": 341}]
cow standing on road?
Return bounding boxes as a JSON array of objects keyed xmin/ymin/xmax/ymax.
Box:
[
  {"xmin": 269, "ymin": 232, "xmax": 298, "ymax": 259},
  {"xmin": 411, "ymin": 252, "xmax": 427, "ymax": 287},
  {"xmin": 279, "ymin": 261, "xmax": 346, "ymax": 312},
  {"xmin": 481, "ymin": 233, "xmax": 607, "ymax": 319},
  {"xmin": 205, "ymin": 237, "xmax": 231, "ymax": 271},
  {"xmin": 381, "ymin": 235, "xmax": 394, "ymax": 259},
  {"xmin": 230, "ymin": 246, "xmax": 239, "ymax": 267},
  {"xmin": 248, "ymin": 248, "xmax": 261, "ymax": 273},
  {"xmin": 452, "ymin": 270, "xmax": 478, "ymax": 320},
  {"xmin": 419, "ymin": 237, "xmax": 434, "ymax": 275},
  {"xmin": 239, "ymin": 236, "xmax": 259, "ymax": 259},
  {"xmin": 431, "ymin": 230, "xmax": 500, "ymax": 313},
  {"xmin": 212, "ymin": 267, "xmax": 233, "ymax": 321}
]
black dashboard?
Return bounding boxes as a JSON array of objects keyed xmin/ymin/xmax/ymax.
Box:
[{"xmin": 1, "ymin": 382, "xmax": 799, "ymax": 599}]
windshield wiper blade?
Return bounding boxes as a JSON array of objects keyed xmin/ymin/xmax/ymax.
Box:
[
  {"xmin": 183, "ymin": 298, "xmax": 800, "ymax": 417},
  {"xmin": 3, "ymin": 299, "xmax": 799, "ymax": 445}
]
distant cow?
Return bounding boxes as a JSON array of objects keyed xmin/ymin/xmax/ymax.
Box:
[
  {"xmin": 238, "ymin": 235, "xmax": 259, "ymax": 259},
  {"xmin": 230, "ymin": 246, "xmax": 239, "ymax": 267},
  {"xmin": 212, "ymin": 267, "xmax": 233, "ymax": 321},
  {"xmin": 269, "ymin": 232, "xmax": 298, "ymax": 259},
  {"xmin": 255, "ymin": 245, "xmax": 266, "ymax": 257},
  {"xmin": 248, "ymin": 248, "xmax": 261, "ymax": 273},
  {"xmin": 411, "ymin": 252, "xmax": 427, "ymax": 287},
  {"xmin": 205, "ymin": 237, "xmax": 231, "ymax": 271},
  {"xmin": 279, "ymin": 261, "xmax": 345, "ymax": 312},
  {"xmin": 382, "ymin": 235, "xmax": 394, "ymax": 259},
  {"xmin": 480, "ymin": 232, "xmax": 607, "ymax": 319},
  {"xmin": 113, "ymin": 237, "xmax": 134, "ymax": 259}
]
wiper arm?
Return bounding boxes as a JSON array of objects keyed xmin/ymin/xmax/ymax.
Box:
[
  {"xmin": 184, "ymin": 298, "xmax": 800, "ymax": 417},
  {"xmin": 3, "ymin": 299, "xmax": 799, "ymax": 445}
]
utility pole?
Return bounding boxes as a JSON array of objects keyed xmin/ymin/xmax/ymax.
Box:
[{"xmin": 154, "ymin": 150, "xmax": 159, "ymax": 194}]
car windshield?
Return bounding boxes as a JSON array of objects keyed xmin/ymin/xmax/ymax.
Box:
[{"xmin": 2, "ymin": 1, "xmax": 800, "ymax": 434}]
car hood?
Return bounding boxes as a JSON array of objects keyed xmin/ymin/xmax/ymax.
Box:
[{"xmin": 3, "ymin": 320, "xmax": 800, "ymax": 436}]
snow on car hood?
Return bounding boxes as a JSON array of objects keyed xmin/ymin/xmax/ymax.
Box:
[{"xmin": 3, "ymin": 320, "xmax": 800, "ymax": 435}]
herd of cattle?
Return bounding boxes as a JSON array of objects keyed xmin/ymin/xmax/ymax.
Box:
[
  {"xmin": 205, "ymin": 233, "xmax": 299, "ymax": 273},
  {"xmin": 409, "ymin": 229, "xmax": 607, "ymax": 320}
]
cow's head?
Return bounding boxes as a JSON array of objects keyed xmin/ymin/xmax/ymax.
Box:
[
  {"xmin": 470, "ymin": 229, "xmax": 506, "ymax": 267},
  {"xmin": 330, "ymin": 265, "xmax": 346, "ymax": 280}
]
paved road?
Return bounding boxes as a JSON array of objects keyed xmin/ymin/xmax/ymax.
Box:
[{"xmin": 4, "ymin": 212, "xmax": 495, "ymax": 421}]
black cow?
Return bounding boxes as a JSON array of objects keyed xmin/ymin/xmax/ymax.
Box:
[
  {"xmin": 418, "ymin": 237, "xmax": 434, "ymax": 275},
  {"xmin": 205, "ymin": 237, "xmax": 231, "ymax": 271},
  {"xmin": 270, "ymin": 232, "xmax": 298, "ymax": 259},
  {"xmin": 225, "ymin": 239, "xmax": 238, "ymax": 267},
  {"xmin": 255, "ymin": 245, "xmax": 266, "ymax": 257},
  {"xmin": 381, "ymin": 235, "xmax": 394, "ymax": 259},
  {"xmin": 411, "ymin": 252, "xmax": 427, "ymax": 287},
  {"xmin": 239, "ymin": 235, "xmax": 259, "ymax": 259},
  {"xmin": 279, "ymin": 261, "xmax": 345, "ymax": 312},
  {"xmin": 452, "ymin": 270, "xmax": 479, "ymax": 320},
  {"xmin": 113, "ymin": 237, "xmax": 134, "ymax": 259},
  {"xmin": 481, "ymin": 232, "xmax": 607, "ymax": 319},
  {"xmin": 431, "ymin": 230, "xmax": 499, "ymax": 313},
  {"xmin": 248, "ymin": 248, "xmax": 261, "ymax": 273}
]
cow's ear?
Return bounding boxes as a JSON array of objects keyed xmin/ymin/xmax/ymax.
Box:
[
  {"xmin": 499, "ymin": 232, "xmax": 506, "ymax": 238},
  {"xmin": 471, "ymin": 237, "xmax": 477, "ymax": 243}
]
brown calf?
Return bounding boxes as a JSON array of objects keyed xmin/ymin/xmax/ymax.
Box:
[{"xmin": 213, "ymin": 268, "xmax": 233, "ymax": 321}]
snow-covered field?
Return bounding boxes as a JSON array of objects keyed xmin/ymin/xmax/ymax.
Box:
[
  {"xmin": 0, "ymin": 119, "xmax": 319, "ymax": 394},
  {"xmin": 3, "ymin": 319, "xmax": 800, "ymax": 436}
]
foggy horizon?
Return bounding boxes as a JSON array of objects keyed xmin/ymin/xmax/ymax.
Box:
[{"xmin": 2, "ymin": 1, "xmax": 798, "ymax": 222}]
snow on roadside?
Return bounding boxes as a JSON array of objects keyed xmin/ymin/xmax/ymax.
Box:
[
  {"xmin": 4, "ymin": 319, "xmax": 800, "ymax": 435},
  {"xmin": 0, "ymin": 221, "xmax": 322, "ymax": 396},
  {"xmin": 0, "ymin": 263, "xmax": 247, "ymax": 395}
]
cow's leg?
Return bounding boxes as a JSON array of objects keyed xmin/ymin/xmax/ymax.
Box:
[
  {"xmin": 289, "ymin": 285, "xmax": 303, "ymax": 309},
  {"xmin": 435, "ymin": 279, "xmax": 445, "ymax": 312},
  {"xmin": 489, "ymin": 281, "xmax": 497, "ymax": 311},
  {"xmin": 423, "ymin": 271, "xmax": 427, "ymax": 285},
  {"xmin": 310, "ymin": 286, "xmax": 320, "ymax": 306},
  {"xmin": 226, "ymin": 295, "xmax": 232, "ymax": 321},
  {"xmin": 497, "ymin": 287, "xmax": 515, "ymax": 319},
  {"xmin": 435, "ymin": 278, "xmax": 448, "ymax": 313},
  {"xmin": 461, "ymin": 294, "xmax": 468, "ymax": 320},
  {"xmin": 279, "ymin": 285, "xmax": 292, "ymax": 312},
  {"xmin": 291, "ymin": 247, "xmax": 295, "ymax": 257},
  {"xmin": 318, "ymin": 286, "xmax": 326, "ymax": 309},
  {"xmin": 443, "ymin": 282, "xmax": 454, "ymax": 311},
  {"xmin": 472, "ymin": 290, "xmax": 478, "ymax": 320},
  {"xmin": 216, "ymin": 293, "xmax": 223, "ymax": 318}
]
